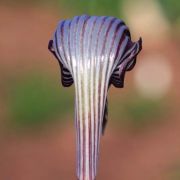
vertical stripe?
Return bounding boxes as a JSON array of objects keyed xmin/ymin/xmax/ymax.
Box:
[{"xmin": 51, "ymin": 15, "xmax": 142, "ymax": 180}]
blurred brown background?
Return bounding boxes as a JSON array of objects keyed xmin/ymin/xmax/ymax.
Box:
[{"xmin": 0, "ymin": 0, "xmax": 180, "ymax": 179}]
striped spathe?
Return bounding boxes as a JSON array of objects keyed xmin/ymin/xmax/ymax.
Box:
[{"xmin": 48, "ymin": 15, "xmax": 142, "ymax": 180}]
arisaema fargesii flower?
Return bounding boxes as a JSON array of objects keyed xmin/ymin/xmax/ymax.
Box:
[{"xmin": 48, "ymin": 15, "xmax": 142, "ymax": 180}]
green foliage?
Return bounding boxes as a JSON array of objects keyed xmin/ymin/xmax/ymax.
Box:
[
  {"xmin": 110, "ymin": 93, "xmax": 165, "ymax": 129},
  {"xmin": 0, "ymin": 0, "xmax": 123, "ymax": 18},
  {"xmin": 121, "ymin": 97, "xmax": 164, "ymax": 128},
  {"xmin": 61, "ymin": 0, "xmax": 123, "ymax": 18},
  {"xmin": 158, "ymin": 0, "xmax": 180, "ymax": 24},
  {"xmin": 8, "ymin": 73, "xmax": 73, "ymax": 129}
]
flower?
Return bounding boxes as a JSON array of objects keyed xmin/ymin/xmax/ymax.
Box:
[{"xmin": 48, "ymin": 15, "xmax": 142, "ymax": 180}]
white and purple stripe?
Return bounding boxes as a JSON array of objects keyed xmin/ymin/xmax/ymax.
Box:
[{"xmin": 48, "ymin": 15, "xmax": 142, "ymax": 180}]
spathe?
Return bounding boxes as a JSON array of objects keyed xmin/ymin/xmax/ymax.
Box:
[{"xmin": 48, "ymin": 15, "xmax": 142, "ymax": 180}]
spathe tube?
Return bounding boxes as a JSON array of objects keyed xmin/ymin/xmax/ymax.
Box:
[{"xmin": 48, "ymin": 15, "xmax": 142, "ymax": 180}]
